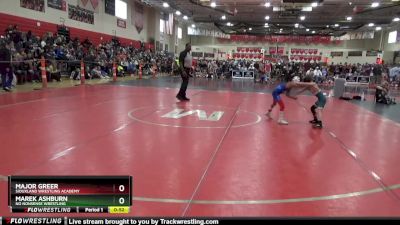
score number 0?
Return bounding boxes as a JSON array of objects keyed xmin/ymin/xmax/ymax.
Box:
[{"xmin": 118, "ymin": 184, "xmax": 126, "ymax": 205}]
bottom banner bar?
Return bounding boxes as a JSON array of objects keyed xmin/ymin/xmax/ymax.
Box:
[{"xmin": 1, "ymin": 217, "xmax": 400, "ymax": 225}]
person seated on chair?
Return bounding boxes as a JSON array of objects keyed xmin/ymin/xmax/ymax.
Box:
[
  {"xmin": 376, "ymin": 81, "xmax": 396, "ymax": 104},
  {"xmin": 47, "ymin": 61, "xmax": 61, "ymax": 82}
]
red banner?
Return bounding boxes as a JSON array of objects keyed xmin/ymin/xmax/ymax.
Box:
[
  {"xmin": 289, "ymin": 55, "xmax": 322, "ymax": 61},
  {"xmin": 277, "ymin": 47, "xmax": 284, "ymax": 55},
  {"xmin": 291, "ymin": 48, "xmax": 319, "ymax": 55},
  {"xmin": 269, "ymin": 47, "xmax": 276, "ymax": 55},
  {"xmin": 236, "ymin": 47, "xmax": 261, "ymax": 53},
  {"xmin": 224, "ymin": 35, "xmax": 338, "ymax": 44},
  {"xmin": 269, "ymin": 47, "xmax": 284, "ymax": 55}
]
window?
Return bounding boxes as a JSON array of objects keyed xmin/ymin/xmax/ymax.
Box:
[
  {"xmin": 188, "ymin": 27, "xmax": 194, "ymax": 35},
  {"xmin": 178, "ymin": 27, "xmax": 182, "ymax": 39},
  {"xmin": 160, "ymin": 19, "xmax": 165, "ymax": 33},
  {"xmin": 115, "ymin": 0, "xmax": 127, "ymax": 20},
  {"xmin": 388, "ymin": 31, "xmax": 398, "ymax": 44}
]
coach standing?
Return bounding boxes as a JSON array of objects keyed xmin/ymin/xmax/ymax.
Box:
[
  {"xmin": 176, "ymin": 43, "xmax": 192, "ymax": 101},
  {"xmin": 0, "ymin": 40, "xmax": 12, "ymax": 92}
]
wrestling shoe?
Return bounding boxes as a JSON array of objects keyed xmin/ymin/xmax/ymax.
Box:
[
  {"xmin": 313, "ymin": 121, "xmax": 323, "ymax": 129},
  {"xmin": 266, "ymin": 111, "xmax": 272, "ymax": 118},
  {"xmin": 278, "ymin": 119, "xmax": 289, "ymax": 125}
]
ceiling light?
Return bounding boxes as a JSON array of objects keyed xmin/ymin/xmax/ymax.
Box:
[
  {"xmin": 265, "ymin": 15, "xmax": 270, "ymax": 20},
  {"xmin": 264, "ymin": 2, "xmax": 271, "ymax": 7},
  {"xmin": 346, "ymin": 16, "xmax": 352, "ymax": 21},
  {"xmin": 183, "ymin": 15, "xmax": 188, "ymax": 20},
  {"xmin": 210, "ymin": 2, "xmax": 216, "ymax": 8},
  {"xmin": 312, "ymin": 30, "xmax": 316, "ymax": 34},
  {"xmin": 334, "ymin": 24, "xmax": 339, "ymax": 27},
  {"xmin": 162, "ymin": 2, "xmax": 169, "ymax": 8},
  {"xmin": 326, "ymin": 25, "xmax": 329, "ymax": 28},
  {"xmin": 375, "ymin": 26, "xmax": 382, "ymax": 31},
  {"xmin": 295, "ymin": 23, "xmax": 299, "ymax": 28},
  {"xmin": 300, "ymin": 16, "xmax": 306, "ymax": 21},
  {"xmin": 175, "ymin": 11, "xmax": 181, "ymax": 16},
  {"xmin": 221, "ymin": 15, "xmax": 226, "ymax": 20},
  {"xmin": 368, "ymin": 23, "xmax": 375, "ymax": 27},
  {"xmin": 371, "ymin": 2, "xmax": 379, "ymax": 7},
  {"xmin": 349, "ymin": 2, "xmax": 352, "ymax": 5},
  {"xmin": 191, "ymin": 24, "xmax": 195, "ymax": 28},
  {"xmin": 273, "ymin": 7, "xmax": 281, "ymax": 11},
  {"xmin": 280, "ymin": 30, "xmax": 282, "ymax": 33},
  {"xmin": 302, "ymin": 6, "xmax": 312, "ymax": 11},
  {"xmin": 394, "ymin": 17, "xmax": 400, "ymax": 22},
  {"xmin": 244, "ymin": 29, "xmax": 247, "ymax": 32},
  {"xmin": 311, "ymin": 2, "xmax": 318, "ymax": 7},
  {"xmin": 249, "ymin": 28, "xmax": 252, "ymax": 31},
  {"xmin": 306, "ymin": 28, "xmax": 310, "ymax": 31}
]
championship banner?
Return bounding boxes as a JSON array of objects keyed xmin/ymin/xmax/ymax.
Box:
[
  {"xmin": 90, "ymin": 0, "xmax": 99, "ymax": 10},
  {"xmin": 166, "ymin": 13, "xmax": 174, "ymax": 35},
  {"xmin": 133, "ymin": 2, "xmax": 144, "ymax": 34},
  {"xmin": 48, "ymin": 0, "xmax": 66, "ymax": 11},
  {"xmin": 68, "ymin": 4, "xmax": 94, "ymax": 24},
  {"xmin": 78, "ymin": 0, "xmax": 99, "ymax": 13},
  {"xmin": 20, "ymin": 0, "xmax": 45, "ymax": 12}
]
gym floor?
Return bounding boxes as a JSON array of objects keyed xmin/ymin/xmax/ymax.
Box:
[{"xmin": 1, "ymin": 77, "xmax": 400, "ymax": 216}]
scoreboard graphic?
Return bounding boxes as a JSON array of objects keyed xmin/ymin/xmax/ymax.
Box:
[
  {"xmin": 0, "ymin": 217, "xmax": 222, "ymax": 225},
  {"xmin": 8, "ymin": 176, "xmax": 132, "ymax": 213}
]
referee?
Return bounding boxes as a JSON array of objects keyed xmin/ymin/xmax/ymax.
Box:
[{"xmin": 176, "ymin": 43, "xmax": 192, "ymax": 101}]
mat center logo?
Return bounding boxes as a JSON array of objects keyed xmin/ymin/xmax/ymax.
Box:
[
  {"xmin": 128, "ymin": 105, "xmax": 262, "ymax": 128},
  {"xmin": 161, "ymin": 109, "xmax": 224, "ymax": 121}
]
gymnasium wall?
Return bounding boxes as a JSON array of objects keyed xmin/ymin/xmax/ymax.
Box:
[
  {"xmin": 0, "ymin": 0, "xmax": 153, "ymax": 46},
  {"xmin": 190, "ymin": 31, "xmax": 389, "ymax": 64},
  {"xmin": 382, "ymin": 23, "xmax": 400, "ymax": 64},
  {"xmin": 152, "ymin": 12, "xmax": 191, "ymax": 55}
]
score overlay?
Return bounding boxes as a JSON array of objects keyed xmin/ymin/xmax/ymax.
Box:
[{"xmin": 8, "ymin": 176, "xmax": 132, "ymax": 213}]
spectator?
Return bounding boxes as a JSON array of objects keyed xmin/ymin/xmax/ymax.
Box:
[{"xmin": 0, "ymin": 40, "xmax": 12, "ymax": 91}]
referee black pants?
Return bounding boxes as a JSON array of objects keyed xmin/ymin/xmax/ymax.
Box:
[{"xmin": 178, "ymin": 68, "xmax": 190, "ymax": 97}]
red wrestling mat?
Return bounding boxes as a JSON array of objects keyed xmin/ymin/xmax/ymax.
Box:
[{"xmin": 0, "ymin": 85, "xmax": 399, "ymax": 216}]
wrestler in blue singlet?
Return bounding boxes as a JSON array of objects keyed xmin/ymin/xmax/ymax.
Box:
[{"xmin": 272, "ymin": 83, "xmax": 287, "ymax": 102}]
